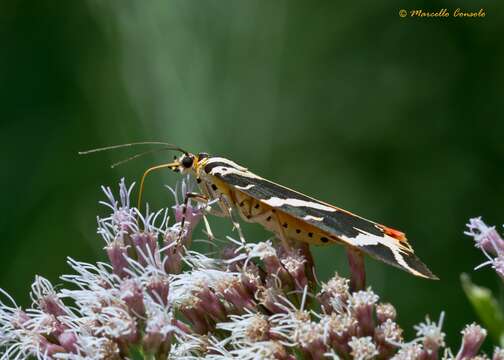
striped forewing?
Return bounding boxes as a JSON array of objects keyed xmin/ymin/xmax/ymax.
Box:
[{"xmin": 204, "ymin": 157, "xmax": 436, "ymax": 279}]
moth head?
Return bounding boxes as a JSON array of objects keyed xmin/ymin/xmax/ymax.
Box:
[
  {"xmin": 172, "ymin": 152, "xmax": 209, "ymax": 174},
  {"xmin": 78, "ymin": 141, "xmax": 204, "ymax": 211}
]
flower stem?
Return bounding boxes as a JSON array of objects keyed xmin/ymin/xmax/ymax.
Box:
[{"xmin": 347, "ymin": 248, "xmax": 366, "ymax": 291}]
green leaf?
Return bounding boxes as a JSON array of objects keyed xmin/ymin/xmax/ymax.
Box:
[
  {"xmin": 461, "ymin": 273, "xmax": 504, "ymax": 346},
  {"xmin": 129, "ymin": 345, "xmax": 147, "ymax": 360}
]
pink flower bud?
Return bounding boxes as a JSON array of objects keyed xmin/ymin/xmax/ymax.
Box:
[
  {"xmin": 294, "ymin": 322, "xmax": 327, "ymax": 360},
  {"xmin": 281, "ymin": 252, "xmax": 308, "ymax": 290},
  {"xmin": 215, "ymin": 278, "xmax": 256, "ymax": 312},
  {"xmin": 318, "ymin": 273, "xmax": 350, "ymax": 313},
  {"xmin": 142, "ymin": 312, "xmax": 174, "ymax": 356},
  {"xmin": 221, "ymin": 246, "xmax": 244, "ymax": 272},
  {"xmin": 257, "ymin": 287, "xmax": 286, "ymax": 314},
  {"xmin": 173, "ymin": 319, "xmax": 192, "ymax": 334},
  {"xmin": 31, "ymin": 276, "xmax": 68, "ymax": 318},
  {"xmin": 393, "ymin": 343, "xmax": 424, "ymax": 360},
  {"xmin": 493, "ymin": 347, "xmax": 504, "ymax": 360},
  {"xmin": 241, "ymin": 264, "xmax": 262, "ymax": 296},
  {"xmin": 349, "ymin": 289, "xmax": 379, "ymax": 336},
  {"xmin": 323, "ymin": 313, "xmax": 357, "ymax": 355},
  {"xmin": 105, "ymin": 240, "xmax": 130, "ymax": 278},
  {"xmin": 180, "ymin": 300, "xmax": 210, "ymax": 334},
  {"xmin": 348, "ymin": 336, "xmax": 378, "ymax": 359},
  {"xmin": 297, "ymin": 243, "xmax": 316, "ymax": 284},
  {"xmin": 131, "ymin": 231, "xmax": 159, "ymax": 266},
  {"xmin": 58, "ymin": 330, "xmax": 78, "ymax": 353},
  {"xmin": 264, "ymin": 253, "xmax": 290, "ymax": 283},
  {"xmin": 376, "ymin": 303, "xmax": 397, "ymax": 323},
  {"xmin": 374, "ymin": 319, "xmax": 403, "ymax": 358},
  {"xmin": 39, "ymin": 336, "xmax": 67, "ymax": 356},
  {"xmin": 39, "ymin": 295, "xmax": 67, "ymax": 317},
  {"xmin": 414, "ymin": 314, "xmax": 446, "ymax": 360},
  {"xmin": 146, "ymin": 277, "xmax": 169, "ymax": 306},
  {"xmin": 465, "ymin": 217, "xmax": 504, "ymax": 255},
  {"xmin": 120, "ymin": 279, "xmax": 145, "ymax": 317},
  {"xmin": 456, "ymin": 323, "xmax": 487, "ymax": 360},
  {"xmin": 11, "ymin": 309, "xmax": 30, "ymax": 329},
  {"xmin": 196, "ymin": 287, "xmax": 227, "ymax": 322},
  {"xmin": 162, "ymin": 229, "xmax": 183, "ymax": 274}
]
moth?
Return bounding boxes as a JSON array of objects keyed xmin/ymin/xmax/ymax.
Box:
[{"xmin": 81, "ymin": 142, "xmax": 437, "ymax": 280}]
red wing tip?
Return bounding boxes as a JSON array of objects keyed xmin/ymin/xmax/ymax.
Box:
[{"xmin": 379, "ymin": 225, "xmax": 407, "ymax": 241}]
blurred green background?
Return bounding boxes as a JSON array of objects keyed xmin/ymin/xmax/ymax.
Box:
[{"xmin": 1, "ymin": 0, "xmax": 503, "ymax": 348}]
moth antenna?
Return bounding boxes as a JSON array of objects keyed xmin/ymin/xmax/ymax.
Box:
[
  {"xmin": 110, "ymin": 147, "xmax": 177, "ymax": 168},
  {"xmin": 138, "ymin": 162, "xmax": 179, "ymax": 212},
  {"xmin": 78, "ymin": 141, "xmax": 188, "ymax": 155}
]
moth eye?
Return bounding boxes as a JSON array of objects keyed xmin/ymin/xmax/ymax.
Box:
[
  {"xmin": 198, "ymin": 152, "xmax": 209, "ymax": 160},
  {"xmin": 181, "ymin": 156, "xmax": 194, "ymax": 168}
]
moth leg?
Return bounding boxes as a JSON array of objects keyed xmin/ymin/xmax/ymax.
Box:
[
  {"xmin": 219, "ymin": 195, "xmax": 248, "ymax": 248},
  {"xmin": 204, "ymin": 199, "xmax": 228, "ymax": 217},
  {"xmin": 175, "ymin": 192, "xmax": 209, "ymax": 253},
  {"xmin": 177, "ymin": 192, "xmax": 227, "ymax": 224},
  {"xmin": 179, "ymin": 192, "xmax": 208, "ymax": 231},
  {"xmin": 202, "ymin": 215, "xmax": 215, "ymax": 243},
  {"xmin": 273, "ymin": 212, "xmax": 293, "ymax": 253},
  {"xmin": 241, "ymin": 203, "xmax": 292, "ymax": 252}
]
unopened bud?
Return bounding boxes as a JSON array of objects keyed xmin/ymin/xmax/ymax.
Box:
[{"xmin": 456, "ymin": 323, "xmax": 487, "ymax": 360}]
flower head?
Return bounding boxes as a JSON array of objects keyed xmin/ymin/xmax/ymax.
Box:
[
  {"xmin": 0, "ymin": 180, "xmax": 494, "ymax": 359},
  {"xmin": 456, "ymin": 323, "xmax": 487, "ymax": 360},
  {"xmin": 318, "ymin": 273, "xmax": 350, "ymax": 313},
  {"xmin": 493, "ymin": 347, "xmax": 504, "ymax": 360},
  {"xmin": 392, "ymin": 342, "xmax": 424, "ymax": 360},
  {"xmin": 349, "ymin": 336, "xmax": 379, "ymax": 360},
  {"xmin": 465, "ymin": 217, "xmax": 504, "ymax": 256},
  {"xmin": 376, "ymin": 303, "xmax": 397, "ymax": 323},
  {"xmin": 348, "ymin": 288, "xmax": 379, "ymax": 336},
  {"xmin": 413, "ymin": 312, "xmax": 446, "ymax": 358}
]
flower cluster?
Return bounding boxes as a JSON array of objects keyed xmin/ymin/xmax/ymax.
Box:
[
  {"xmin": 0, "ymin": 180, "xmax": 495, "ymax": 359},
  {"xmin": 465, "ymin": 217, "xmax": 504, "ymax": 279}
]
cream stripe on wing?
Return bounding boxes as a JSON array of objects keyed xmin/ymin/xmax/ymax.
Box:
[
  {"xmin": 206, "ymin": 157, "xmax": 248, "ymax": 171},
  {"xmin": 262, "ymin": 197, "xmax": 337, "ymax": 212},
  {"xmin": 209, "ymin": 166, "xmax": 262, "ymax": 179},
  {"xmin": 235, "ymin": 184, "xmax": 255, "ymax": 190},
  {"xmin": 303, "ymin": 215, "xmax": 324, "ymax": 222},
  {"xmin": 339, "ymin": 230, "xmax": 426, "ymax": 278}
]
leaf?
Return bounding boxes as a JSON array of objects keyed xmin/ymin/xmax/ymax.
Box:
[
  {"xmin": 461, "ymin": 273, "xmax": 504, "ymax": 346},
  {"xmin": 128, "ymin": 345, "xmax": 147, "ymax": 360}
]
